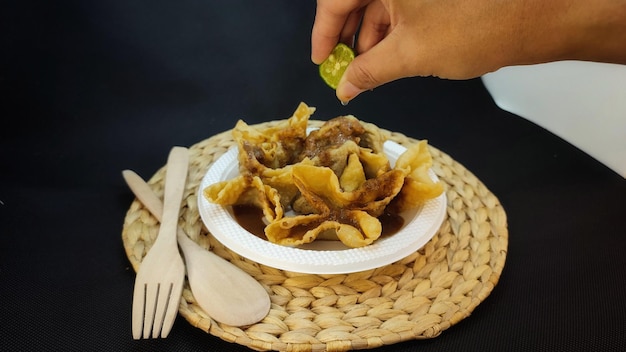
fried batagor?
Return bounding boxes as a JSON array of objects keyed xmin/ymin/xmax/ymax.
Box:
[
  {"xmin": 388, "ymin": 140, "xmax": 444, "ymax": 213},
  {"xmin": 265, "ymin": 164, "xmax": 405, "ymax": 247},
  {"xmin": 234, "ymin": 102, "xmax": 313, "ymax": 170},
  {"xmin": 203, "ymin": 102, "xmax": 443, "ymax": 248},
  {"xmin": 299, "ymin": 115, "xmax": 388, "ymax": 177},
  {"xmin": 204, "ymin": 175, "xmax": 284, "ymax": 223}
]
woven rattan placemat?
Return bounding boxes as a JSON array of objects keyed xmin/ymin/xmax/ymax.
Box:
[{"xmin": 122, "ymin": 120, "xmax": 508, "ymax": 351}]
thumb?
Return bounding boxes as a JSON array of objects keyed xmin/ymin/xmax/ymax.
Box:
[{"xmin": 336, "ymin": 32, "xmax": 407, "ymax": 102}]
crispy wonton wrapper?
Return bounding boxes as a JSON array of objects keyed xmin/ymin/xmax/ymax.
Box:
[{"xmin": 203, "ymin": 102, "xmax": 443, "ymax": 248}]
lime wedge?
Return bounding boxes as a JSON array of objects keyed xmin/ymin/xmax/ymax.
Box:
[{"xmin": 319, "ymin": 43, "xmax": 355, "ymax": 89}]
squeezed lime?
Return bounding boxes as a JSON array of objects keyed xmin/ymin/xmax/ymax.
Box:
[{"xmin": 319, "ymin": 43, "xmax": 355, "ymax": 89}]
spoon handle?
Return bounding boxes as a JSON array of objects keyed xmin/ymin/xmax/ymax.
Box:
[
  {"xmin": 123, "ymin": 169, "xmax": 166, "ymax": 221},
  {"xmin": 123, "ymin": 168, "xmax": 190, "ymax": 243}
]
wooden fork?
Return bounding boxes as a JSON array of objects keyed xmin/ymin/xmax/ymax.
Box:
[{"xmin": 131, "ymin": 146, "xmax": 189, "ymax": 339}]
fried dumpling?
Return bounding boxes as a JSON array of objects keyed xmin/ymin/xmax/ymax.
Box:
[
  {"xmin": 358, "ymin": 147, "xmax": 391, "ymax": 178},
  {"xmin": 264, "ymin": 212, "xmax": 382, "ymax": 248},
  {"xmin": 389, "ymin": 140, "xmax": 444, "ymax": 213},
  {"xmin": 292, "ymin": 164, "xmax": 405, "ymax": 216},
  {"xmin": 233, "ymin": 102, "xmax": 314, "ymax": 169},
  {"xmin": 339, "ymin": 153, "xmax": 366, "ymax": 192},
  {"xmin": 299, "ymin": 115, "xmax": 365, "ymax": 160},
  {"xmin": 265, "ymin": 164, "xmax": 405, "ymax": 247},
  {"xmin": 203, "ymin": 175, "xmax": 284, "ymax": 223}
]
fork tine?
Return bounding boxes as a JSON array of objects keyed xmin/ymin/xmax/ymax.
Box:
[
  {"xmin": 160, "ymin": 278, "xmax": 184, "ymax": 338},
  {"xmin": 151, "ymin": 283, "xmax": 170, "ymax": 338},
  {"xmin": 131, "ymin": 282, "xmax": 146, "ymax": 339},
  {"xmin": 143, "ymin": 283, "xmax": 159, "ymax": 338}
]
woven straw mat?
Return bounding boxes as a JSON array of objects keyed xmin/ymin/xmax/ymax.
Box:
[{"xmin": 121, "ymin": 120, "xmax": 509, "ymax": 352}]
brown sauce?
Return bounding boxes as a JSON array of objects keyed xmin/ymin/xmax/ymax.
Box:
[
  {"xmin": 379, "ymin": 211, "xmax": 405, "ymax": 237},
  {"xmin": 232, "ymin": 205, "xmax": 267, "ymax": 240},
  {"xmin": 232, "ymin": 205, "xmax": 405, "ymax": 242}
]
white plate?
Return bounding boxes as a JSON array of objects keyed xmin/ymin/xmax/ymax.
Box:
[{"xmin": 197, "ymin": 140, "xmax": 447, "ymax": 274}]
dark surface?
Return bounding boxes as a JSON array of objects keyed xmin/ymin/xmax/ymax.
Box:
[{"xmin": 2, "ymin": 1, "xmax": 625, "ymax": 351}]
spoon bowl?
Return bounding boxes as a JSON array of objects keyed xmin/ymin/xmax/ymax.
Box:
[{"xmin": 177, "ymin": 232, "xmax": 270, "ymax": 325}]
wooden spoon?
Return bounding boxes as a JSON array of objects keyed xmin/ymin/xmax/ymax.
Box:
[{"xmin": 122, "ymin": 169, "xmax": 271, "ymax": 326}]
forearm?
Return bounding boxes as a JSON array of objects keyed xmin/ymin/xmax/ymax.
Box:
[{"xmin": 511, "ymin": 0, "xmax": 626, "ymax": 66}]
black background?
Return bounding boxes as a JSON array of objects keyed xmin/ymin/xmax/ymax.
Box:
[{"xmin": 2, "ymin": 1, "xmax": 625, "ymax": 351}]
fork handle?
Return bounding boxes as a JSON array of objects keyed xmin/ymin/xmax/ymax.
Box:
[{"xmin": 158, "ymin": 146, "xmax": 190, "ymax": 245}]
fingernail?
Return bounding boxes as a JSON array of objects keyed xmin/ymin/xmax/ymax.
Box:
[{"xmin": 336, "ymin": 78, "xmax": 364, "ymax": 104}]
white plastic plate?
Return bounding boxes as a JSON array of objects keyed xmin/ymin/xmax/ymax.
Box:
[{"xmin": 197, "ymin": 140, "xmax": 447, "ymax": 274}]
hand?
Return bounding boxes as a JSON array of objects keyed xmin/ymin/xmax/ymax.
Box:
[{"xmin": 311, "ymin": 0, "xmax": 626, "ymax": 103}]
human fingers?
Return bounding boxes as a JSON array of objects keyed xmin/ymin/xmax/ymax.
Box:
[
  {"xmin": 339, "ymin": 9, "xmax": 365, "ymax": 48},
  {"xmin": 355, "ymin": 1, "xmax": 390, "ymax": 55},
  {"xmin": 311, "ymin": 0, "xmax": 372, "ymax": 64},
  {"xmin": 336, "ymin": 31, "xmax": 409, "ymax": 102},
  {"xmin": 311, "ymin": 8, "xmax": 348, "ymax": 64}
]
